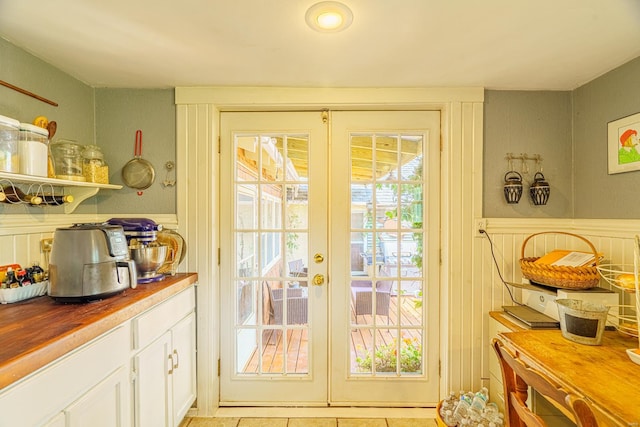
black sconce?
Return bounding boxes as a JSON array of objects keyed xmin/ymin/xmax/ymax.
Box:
[
  {"xmin": 529, "ymin": 172, "xmax": 550, "ymax": 205},
  {"xmin": 503, "ymin": 171, "xmax": 523, "ymax": 204}
]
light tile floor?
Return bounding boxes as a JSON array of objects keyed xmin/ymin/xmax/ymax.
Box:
[{"xmin": 180, "ymin": 417, "xmax": 437, "ymax": 427}]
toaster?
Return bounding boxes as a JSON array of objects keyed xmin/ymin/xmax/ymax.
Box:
[{"xmin": 49, "ymin": 223, "xmax": 137, "ymax": 302}]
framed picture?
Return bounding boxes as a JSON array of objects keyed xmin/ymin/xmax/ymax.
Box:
[{"xmin": 608, "ymin": 112, "xmax": 640, "ymax": 174}]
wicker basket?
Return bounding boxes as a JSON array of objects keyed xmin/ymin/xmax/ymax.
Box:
[{"xmin": 519, "ymin": 231, "xmax": 601, "ymax": 289}]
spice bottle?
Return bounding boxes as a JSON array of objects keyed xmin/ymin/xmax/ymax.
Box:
[{"xmin": 81, "ymin": 145, "xmax": 109, "ymax": 184}]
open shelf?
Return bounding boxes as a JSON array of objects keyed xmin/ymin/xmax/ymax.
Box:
[{"xmin": 0, "ymin": 171, "xmax": 122, "ymax": 213}]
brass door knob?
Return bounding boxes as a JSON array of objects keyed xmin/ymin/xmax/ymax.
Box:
[
  {"xmin": 314, "ymin": 253, "xmax": 324, "ymax": 263},
  {"xmin": 312, "ymin": 274, "xmax": 325, "ymax": 286}
]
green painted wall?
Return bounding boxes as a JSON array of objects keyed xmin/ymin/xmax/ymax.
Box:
[
  {"xmin": 484, "ymin": 56, "xmax": 640, "ymax": 219},
  {"xmin": 0, "ymin": 37, "xmax": 176, "ymax": 215},
  {"xmin": 95, "ymin": 89, "xmax": 176, "ymax": 214},
  {"xmin": 483, "ymin": 90, "xmax": 573, "ymax": 218},
  {"xmin": 573, "ymin": 56, "xmax": 640, "ymax": 219},
  {"xmin": 0, "ymin": 38, "xmax": 95, "ymax": 146},
  {"xmin": 3, "ymin": 35, "xmax": 640, "ymax": 219}
]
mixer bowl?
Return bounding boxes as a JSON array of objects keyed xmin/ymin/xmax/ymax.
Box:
[{"xmin": 130, "ymin": 245, "xmax": 167, "ymax": 278}]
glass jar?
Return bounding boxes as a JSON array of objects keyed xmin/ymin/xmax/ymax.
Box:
[
  {"xmin": 50, "ymin": 140, "xmax": 85, "ymax": 181},
  {"xmin": 82, "ymin": 145, "xmax": 109, "ymax": 184},
  {"xmin": 19, "ymin": 123, "xmax": 49, "ymax": 177},
  {"xmin": 0, "ymin": 114, "xmax": 20, "ymax": 173}
]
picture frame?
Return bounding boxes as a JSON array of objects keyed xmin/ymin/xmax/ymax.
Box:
[{"xmin": 608, "ymin": 112, "xmax": 640, "ymax": 174}]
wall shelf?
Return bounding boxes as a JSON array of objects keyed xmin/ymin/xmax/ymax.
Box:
[{"xmin": 0, "ymin": 171, "xmax": 122, "ymax": 214}]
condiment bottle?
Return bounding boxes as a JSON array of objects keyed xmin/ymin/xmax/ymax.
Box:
[{"xmin": 1, "ymin": 186, "xmax": 42, "ymax": 205}]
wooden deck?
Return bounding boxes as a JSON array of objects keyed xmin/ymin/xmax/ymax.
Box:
[{"xmin": 243, "ymin": 295, "xmax": 422, "ymax": 374}]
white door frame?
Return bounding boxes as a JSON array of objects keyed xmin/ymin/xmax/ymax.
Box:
[{"xmin": 174, "ymin": 87, "xmax": 484, "ymax": 416}]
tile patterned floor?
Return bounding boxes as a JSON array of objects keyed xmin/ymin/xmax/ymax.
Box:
[{"xmin": 181, "ymin": 417, "xmax": 437, "ymax": 427}]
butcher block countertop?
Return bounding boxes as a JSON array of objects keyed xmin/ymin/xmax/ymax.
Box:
[{"xmin": 0, "ymin": 273, "xmax": 197, "ymax": 391}]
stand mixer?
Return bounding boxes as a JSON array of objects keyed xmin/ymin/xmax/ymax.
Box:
[{"xmin": 106, "ymin": 218, "xmax": 167, "ymax": 284}]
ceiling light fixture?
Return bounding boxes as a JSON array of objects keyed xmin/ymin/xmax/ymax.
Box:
[{"xmin": 305, "ymin": 1, "xmax": 353, "ymax": 33}]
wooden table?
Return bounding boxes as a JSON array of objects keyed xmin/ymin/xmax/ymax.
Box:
[{"xmin": 499, "ymin": 329, "xmax": 640, "ymax": 427}]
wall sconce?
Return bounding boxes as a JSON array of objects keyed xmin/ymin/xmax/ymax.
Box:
[
  {"xmin": 530, "ymin": 172, "xmax": 550, "ymax": 205},
  {"xmin": 503, "ymin": 171, "xmax": 523, "ymax": 204},
  {"xmin": 504, "ymin": 153, "xmax": 549, "ymax": 206}
]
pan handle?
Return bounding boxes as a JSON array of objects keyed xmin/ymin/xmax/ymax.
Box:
[{"xmin": 135, "ymin": 130, "xmax": 143, "ymax": 157}]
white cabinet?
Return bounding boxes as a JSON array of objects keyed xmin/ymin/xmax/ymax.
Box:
[
  {"xmin": 0, "ymin": 283, "xmax": 196, "ymax": 427},
  {"xmin": 0, "ymin": 324, "xmax": 131, "ymax": 427},
  {"xmin": 65, "ymin": 367, "xmax": 130, "ymax": 427},
  {"xmin": 43, "ymin": 413, "xmax": 66, "ymax": 427},
  {"xmin": 488, "ymin": 314, "xmax": 512, "ymax": 414},
  {"xmin": 170, "ymin": 313, "xmax": 197, "ymax": 421},
  {"xmin": 132, "ymin": 287, "xmax": 196, "ymax": 427}
]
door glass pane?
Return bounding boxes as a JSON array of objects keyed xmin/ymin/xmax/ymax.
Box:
[
  {"xmin": 234, "ymin": 132, "xmax": 310, "ymax": 376},
  {"xmin": 349, "ymin": 132, "xmax": 425, "ymax": 376},
  {"xmin": 236, "ymin": 232, "xmax": 257, "ymax": 278}
]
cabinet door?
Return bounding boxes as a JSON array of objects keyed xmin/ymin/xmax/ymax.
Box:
[
  {"xmin": 65, "ymin": 366, "xmax": 130, "ymax": 427},
  {"xmin": 489, "ymin": 316, "xmax": 513, "ymax": 414},
  {"xmin": 170, "ymin": 312, "xmax": 196, "ymax": 425},
  {"xmin": 134, "ymin": 331, "xmax": 172, "ymax": 427},
  {"xmin": 43, "ymin": 413, "xmax": 65, "ymax": 427}
]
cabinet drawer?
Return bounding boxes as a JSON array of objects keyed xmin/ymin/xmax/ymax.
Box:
[
  {"xmin": 0, "ymin": 324, "xmax": 129, "ymax": 427},
  {"xmin": 132, "ymin": 286, "xmax": 195, "ymax": 350}
]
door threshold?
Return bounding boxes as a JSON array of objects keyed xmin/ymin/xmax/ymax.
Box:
[{"xmin": 214, "ymin": 406, "xmax": 437, "ymax": 419}]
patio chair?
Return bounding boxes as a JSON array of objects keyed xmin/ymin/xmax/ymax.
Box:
[
  {"xmin": 267, "ymin": 282, "xmax": 308, "ymax": 325},
  {"xmin": 350, "ymin": 279, "xmax": 392, "ymax": 323},
  {"xmin": 288, "ymin": 259, "xmax": 308, "ymax": 277}
]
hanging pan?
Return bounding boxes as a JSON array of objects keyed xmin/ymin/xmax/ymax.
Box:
[{"xmin": 122, "ymin": 130, "xmax": 155, "ymax": 195}]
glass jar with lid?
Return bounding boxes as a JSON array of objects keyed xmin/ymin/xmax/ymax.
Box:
[
  {"xmin": 82, "ymin": 145, "xmax": 109, "ymax": 184},
  {"xmin": 50, "ymin": 140, "xmax": 85, "ymax": 181},
  {"xmin": 0, "ymin": 114, "xmax": 20, "ymax": 173}
]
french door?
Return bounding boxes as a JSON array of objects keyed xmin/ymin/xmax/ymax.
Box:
[{"xmin": 219, "ymin": 110, "xmax": 440, "ymax": 406}]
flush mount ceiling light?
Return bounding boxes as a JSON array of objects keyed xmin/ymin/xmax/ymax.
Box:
[{"xmin": 305, "ymin": 1, "xmax": 353, "ymax": 33}]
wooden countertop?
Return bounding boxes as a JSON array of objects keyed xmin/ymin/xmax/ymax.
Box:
[
  {"xmin": 0, "ymin": 273, "xmax": 198, "ymax": 390},
  {"xmin": 499, "ymin": 329, "xmax": 640, "ymax": 427}
]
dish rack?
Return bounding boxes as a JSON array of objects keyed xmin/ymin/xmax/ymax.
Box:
[{"xmin": 596, "ymin": 235, "xmax": 640, "ymax": 365}]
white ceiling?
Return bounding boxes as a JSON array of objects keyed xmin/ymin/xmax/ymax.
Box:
[{"xmin": 1, "ymin": 0, "xmax": 639, "ymax": 90}]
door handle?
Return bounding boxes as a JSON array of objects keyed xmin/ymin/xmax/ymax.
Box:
[
  {"xmin": 312, "ymin": 274, "xmax": 325, "ymax": 286},
  {"xmin": 314, "ymin": 253, "xmax": 324, "ymax": 263}
]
